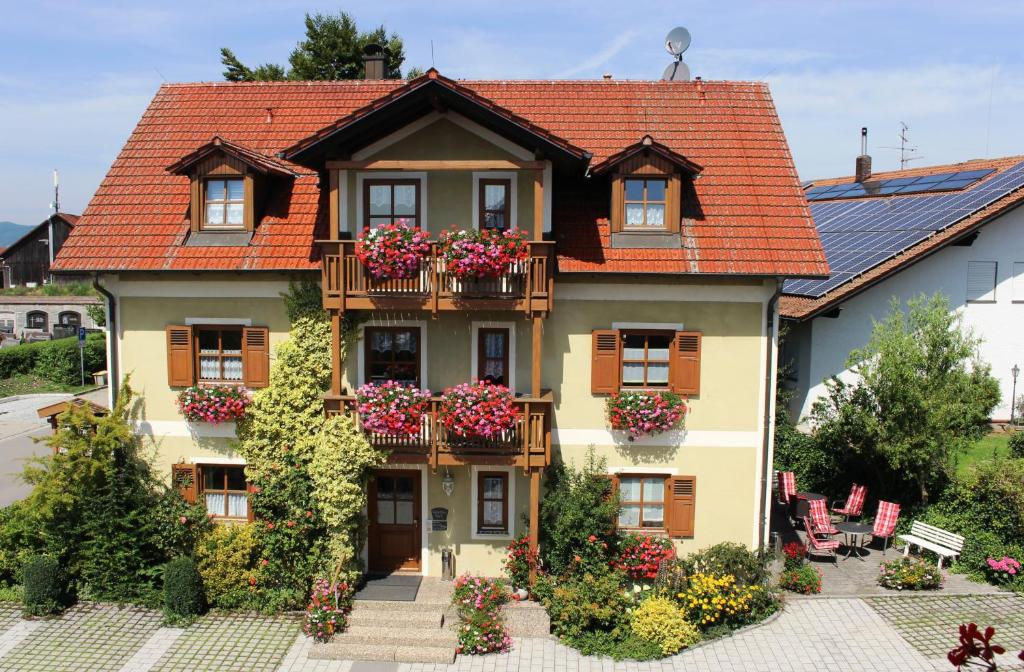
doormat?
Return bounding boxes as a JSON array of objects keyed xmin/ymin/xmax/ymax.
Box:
[{"xmin": 355, "ymin": 574, "xmax": 423, "ymax": 602}]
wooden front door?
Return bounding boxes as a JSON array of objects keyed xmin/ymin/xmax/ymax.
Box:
[{"xmin": 368, "ymin": 470, "xmax": 421, "ymax": 573}]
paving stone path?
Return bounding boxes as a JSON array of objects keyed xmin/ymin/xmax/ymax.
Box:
[{"xmin": 149, "ymin": 613, "xmax": 300, "ymax": 672}]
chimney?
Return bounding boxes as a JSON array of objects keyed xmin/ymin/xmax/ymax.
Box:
[
  {"xmin": 855, "ymin": 127, "xmax": 872, "ymax": 182},
  {"xmin": 362, "ymin": 43, "xmax": 386, "ymax": 80}
]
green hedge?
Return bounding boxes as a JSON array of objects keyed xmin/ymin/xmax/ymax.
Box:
[
  {"xmin": 0, "ymin": 334, "xmax": 105, "ymax": 385},
  {"xmin": 22, "ymin": 555, "xmax": 64, "ymax": 617},
  {"xmin": 164, "ymin": 557, "xmax": 205, "ymax": 620}
]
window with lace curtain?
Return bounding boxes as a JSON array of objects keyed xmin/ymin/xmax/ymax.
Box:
[
  {"xmin": 196, "ymin": 326, "xmax": 243, "ymax": 382},
  {"xmin": 201, "ymin": 465, "xmax": 248, "ymax": 519}
]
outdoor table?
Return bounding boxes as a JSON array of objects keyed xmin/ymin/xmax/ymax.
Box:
[
  {"xmin": 793, "ymin": 492, "xmax": 826, "ymax": 520},
  {"xmin": 837, "ymin": 521, "xmax": 873, "ymax": 561}
]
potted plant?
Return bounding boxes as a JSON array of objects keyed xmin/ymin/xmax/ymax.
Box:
[
  {"xmin": 503, "ymin": 534, "xmax": 539, "ymax": 599},
  {"xmin": 606, "ymin": 390, "xmax": 687, "ymax": 439},
  {"xmin": 437, "ymin": 228, "xmax": 530, "ymax": 279},
  {"xmin": 439, "ymin": 381, "xmax": 518, "ymax": 439},
  {"xmin": 354, "ymin": 381, "xmax": 432, "ymax": 436},
  {"xmin": 176, "ymin": 384, "xmax": 250, "ymax": 423},
  {"xmin": 354, "ymin": 220, "xmax": 431, "ymax": 280}
]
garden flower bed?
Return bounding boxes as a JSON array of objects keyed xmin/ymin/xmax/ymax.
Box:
[
  {"xmin": 451, "ymin": 574, "xmax": 512, "ymax": 655},
  {"xmin": 878, "ymin": 557, "xmax": 944, "ymax": 590}
]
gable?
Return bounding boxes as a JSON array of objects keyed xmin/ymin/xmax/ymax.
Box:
[{"xmin": 358, "ymin": 115, "xmax": 530, "ymax": 162}]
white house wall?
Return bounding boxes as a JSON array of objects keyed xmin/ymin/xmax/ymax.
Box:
[{"xmin": 790, "ymin": 204, "xmax": 1024, "ymax": 422}]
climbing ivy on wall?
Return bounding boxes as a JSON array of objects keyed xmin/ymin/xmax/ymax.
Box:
[{"xmin": 236, "ymin": 280, "xmax": 383, "ymax": 606}]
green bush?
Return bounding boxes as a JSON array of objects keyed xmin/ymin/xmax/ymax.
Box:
[
  {"xmin": 22, "ymin": 555, "xmax": 64, "ymax": 616},
  {"xmin": 0, "ymin": 501, "xmax": 42, "ymax": 587},
  {"xmin": 778, "ymin": 565, "xmax": 822, "ymax": 595},
  {"xmin": 0, "ymin": 334, "xmax": 105, "ymax": 385},
  {"xmin": 570, "ymin": 630, "xmax": 664, "ymax": 661},
  {"xmin": 630, "ymin": 595, "xmax": 701, "ymax": 655},
  {"xmin": 540, "ymin": 565, "xmax": 631, "ymax": 643},
  {"xmin": 164, "ymin": 557, "xmax": 205, "ymax": 620},
  {"xmin": 196, "ymin": 524, "xmax": 259, "ymax": 609},
  {"xmin": 684, "ymin": 542, "xmax": 772, "ymax": 587},
  {"xmin": 151, "ymin": 489, "xmax": 214, "ymax": 559},
  {"xmin": 928, "ymin": 460, "xmax": 1024, "ymax": 546},
  {"xmin": 1009, "ymin": 432, "xmax": 1024, "ymax": 459}
]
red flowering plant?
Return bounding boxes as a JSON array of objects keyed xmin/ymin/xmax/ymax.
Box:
[
  {"xmin": 439, "ymin": 381, "xmax": 518, "ymax": 439},
  {"xmin": 782, "ymin": 541, "xmax": 807, "ymax": 570},
  {"xmin": 437, "ymin": 227, "xmax": 530, "ymax": 279},
  {"xmin": 606, "ymin": 390, "xmax": 687, "ymax": 439},
  {"xmin": 355, "ymin": 381, "xmax": 432, "ymax": 436},
  {"xmin": 176, "ymin": 384, "xmax": 250, "ymax": 423},
  {"xmin": 303, "ymin": 578, "xmax": 354, "ymax": 643},
  {"xmin": 451, "ymin": 574, "xmax": 512, "ymax": 655},
  {"xmin": 948, "ymin": 623, "xmax": 1008, "ymax": 671},
  {"xmin": 354, "ymin": 220, "xmax": 431, "ymax": 279},
  {"xmin": 503, "ymin": 534, "xmax": 540, "ymax": 590},
  {"xmin": 615, "ymin": 532, "xmax": 676, "ymax": 581}
]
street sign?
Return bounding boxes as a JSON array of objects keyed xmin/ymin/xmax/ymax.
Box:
[{"xmin": 77, "ymin": 326, "xmax": 86, "ymax": 348}]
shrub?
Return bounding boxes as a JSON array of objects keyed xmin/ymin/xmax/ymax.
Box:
[
  {"xmin": 196, "ymin": 524, "xmax": 259, "ymax": 609},
  {"xmin": 630, "ymin": 595, "xmax": 701, "ymax": 655},
  {"xmin": 456, "ymin": 611, "xmax": 513, "ymax": 655},
  {"xmin": 685, "ymin": 542, "xmax": 772, "ymax": 587},
  {"xmin": 878, "ymin": 557, "xmax": 943, "ymax": 590},
  {"xmin": 503, "ymin": 534, "xmax": 538, "ymax": 589},
  {"xmin": 450, "ymin": 574, "xmax": 511, "ymax": 655},
  {"xmin": 151, "ymin": 489, "xmax": 213, "ymax": 559},
  {"xmin": 568, "ymin": 630, "xmax": 663, "ymax": 661},
  {"xmin": 541, "ymin": 565, "xmax": 631, "ymax": 642},
  {"xmin": 983, "ymin": 556, "xmax": 1022, "ymax": 585},
  {"xmin": 1009, "ymin": 431, "xmax": 1024, "ymax": 459},
  {"xmin": 677, "ymin": 573, "xmax": 764, "ymax": 629},
  {"xmin": 778, "ymin": 565, "xmax": 822, "ymax": 595},
  {"xmin": 0, "ymin": 334, "xmax": 105, "ymax": 384},
  {"xmin": 606, "ymin": 391, "xmax": 686, "ymax": 439},
  {"xmin": 615, "ymin": 533, "xmax": 675, "ymax": 581},
  {"xmin": 782, "ymin": 541, "xmax": 806, "ymax": 570},
  {"xmin": 0, "ymin": 501, "xmax": 42, "ymax": 588},
  {"xmin": 163, "ymin": 557, "xmax": 205, "ymax": 620},
  {"xmin": 652, "ymin": 557, "xmax": 690, "ymax": 597},
  {"xmin": 22, "ymin": 555, "xmax": 64, "ymax": 617},
  {"xmin": 303, "ymin": 577, "xmax": 354, "ymax": 642}
]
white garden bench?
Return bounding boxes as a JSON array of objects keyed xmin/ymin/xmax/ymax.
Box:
[{"xmin": 898, "ymin": 520, "xmax": 964, "ymax": 568}]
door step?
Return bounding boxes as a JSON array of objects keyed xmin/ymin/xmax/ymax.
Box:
[{"xmin": 310, "ymin": 601, "xmax": 455, "ymax": 664}]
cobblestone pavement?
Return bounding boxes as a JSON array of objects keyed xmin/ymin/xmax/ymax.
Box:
[
  {"xmin": 150, "ymin": 613, "xmax": 300, "ymax": 672},
  {"xmin": 866, "ymin": 594, "xmax": 1024, "ymax": 669},
  {"xmin": 0, "ymin": 603, "xmax": 162, "ymax": 672}
]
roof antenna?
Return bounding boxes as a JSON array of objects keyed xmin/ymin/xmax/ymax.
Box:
[
  {"xmin": 430, "ymin": 40, "xmax": 435, "ymax": 69},
  {"xmin": 880, "ymin": 122, "xmax": 922, "ymax": 170},
  {"xmin": 51, "ymin": 169, "xmax": 60, "ymax": 214}
]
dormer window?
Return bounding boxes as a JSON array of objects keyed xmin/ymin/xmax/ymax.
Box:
[
  {"xmin": 624, "ymin": 178, "xmax": 667, "ymax": 230},
  {"xmin": 204, "ymin": 178, "xmax": 245, "ymax": 230}
]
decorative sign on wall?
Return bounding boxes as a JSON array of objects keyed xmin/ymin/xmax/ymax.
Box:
[{"xmin": 430, "ymin": 507, "xmax": 449, "ymax": 532}]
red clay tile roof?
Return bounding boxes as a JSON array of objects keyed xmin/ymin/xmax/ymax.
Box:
[
  {"xmin": 52, "ymin": 75, "xmax": 827, "ymax": 277},
  {"xmin": 780, "ymin": 156, "xmax": 1024, "ymax": 320},
  {"xmin": 166, "ymin": 136, "xmax": 296, "ymax": 177}
]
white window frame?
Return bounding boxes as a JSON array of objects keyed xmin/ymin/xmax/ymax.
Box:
[
  {"xmin": 356, "ymin": 319, "xmax": 429, "ymax": 388},
  {"xmin": 470, "ymin": 321, "xmax": 516, "ymax": 393},
  {"xmin": 966, "ymin": 260, "xmax": 998, "ymax": 303},
  {"xmin": 472, "ymin": 171, "xmax": 518, "ymax": 231},
  {"xmin": 470, "ymin": 465, "xmax": 515, "ymax": 540},
  {"xmin": 355, "ymin": 172, "xmax": 428, "ymax": 231}
]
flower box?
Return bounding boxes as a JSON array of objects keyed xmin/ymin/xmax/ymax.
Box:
[
  {"xmin": 176, "ymin": 384, "xmax": 250, "ymax": 424},
  {"xmin": 439, "ymin": 381, "xmax": 518, "ymax": 439},
  {"xmin": 354, "ymin": 381, "xmax": 432, "ymax": 436},
  {"xmin": 606, "ymin": 390, "xmax": 687, "ymax": 439},
  {"xmin": 437, "ymin": 228, "xmax": 529, "ymax": 279},
  {"xmin": 354, "ymin": 220, "xmax": 431, "ymax": 280}
]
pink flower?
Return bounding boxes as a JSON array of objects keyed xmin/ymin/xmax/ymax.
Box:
[{"xmin": 179, "ymin": 516, "xmax": 188, "ymax": 524}]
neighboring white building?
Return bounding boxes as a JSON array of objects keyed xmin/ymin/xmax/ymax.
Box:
[{"xmin": 782, "ymin": 155, "xmax": 1024, "ymax": 423}]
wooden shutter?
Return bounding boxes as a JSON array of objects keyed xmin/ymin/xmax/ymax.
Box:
[
  {"xmin": 667, "ymin": 475, "xmax": 696, "ymax": 538},
  {"xmin": 246, "ymin": 481, "xmax": 257, "ymax": 522},
  {"xmin": 591, "ymin": 329, "xmax": 621, "ymax": 394},
  {"xmin": 166, "ymin": 325, "xmax": 194, "ymax": 387},
  {"xmin": 242, "ymin": 326, "xmax": 270, "ymax": 388},
  {"xmin": 670, "ymin": 331, "xmax": 701, "ymax": 395},
  {"xmin": 172, "ymin": 463, "xmax": 198, "ymax": 504}
]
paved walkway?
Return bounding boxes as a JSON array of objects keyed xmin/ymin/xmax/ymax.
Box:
[{"xmin": 0, "ymin": 593, "xmax": 1021, "ymax": 672}]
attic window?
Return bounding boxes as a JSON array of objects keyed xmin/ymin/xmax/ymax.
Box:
[
  {"xmin": 204, "ymin": 178, "xmax": 245, "ymax": 230},
  {"xmin": 624, "ymin": 178, "xmax": 667, "ymax": 229}
]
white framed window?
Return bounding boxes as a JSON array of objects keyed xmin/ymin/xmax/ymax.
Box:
[
  {"xmin": 966, "ymin": 261, "xmax": 997, "ymax": 303},
  {"xmin": 472, "ymin": 172, "xmax": 518, "ymax": 230}
]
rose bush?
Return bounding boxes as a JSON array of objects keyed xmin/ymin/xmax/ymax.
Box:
[
  {"xmin": 355, "ymin": 220, "xmax": 431, "ymax": 280},
  {"xmin": 439, "ymin": 381, "xmax": 518, "ymax": 439},
  {"xmin": 354, "ymin": 381, "xmax": 431, "ymax": 436},
  {"xmin": 451, "ymin": 574, "xmax": 511, "ymax": 655},
  {"xmin": 438, "ymin": 228, "xmax": 529, "ymax": 279},
  {"xmin": 303, "ymin": 577, "xmax": 354, "ymax": 643},
  {"xmin": 606, "ymin": 391, "xmax": 686, "ymax": 439},
  {"xmin": 503, "ymin": 534, "xmax": 539, "ymax": 589},
  {"xmin": 616, "ymin": 533, "xmax": 675, "ymax": 581},
  {"xmin": 177, "ymin": 384, "xmax": 250, "ymax": 423}
]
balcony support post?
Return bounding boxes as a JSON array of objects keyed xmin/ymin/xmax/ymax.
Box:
[
  {"xmin": 531, "ymin": 316, "xmax": 542, "ymax": 397},
  {"xmin": 330, "ymin": 311, "xmax": 342, "ymax": 396},
  {"xmin": 529, "ymin": 466, "xmax": 541, "ymax": 584}
]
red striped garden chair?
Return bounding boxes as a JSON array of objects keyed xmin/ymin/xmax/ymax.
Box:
[
  {"xmin": 777, "ymin": 471, "xmax": 796, "ymax": 505},
  {"xmin": 801, "ymin": 516, "xmax": 839, "ymax": 564},
  {"xmin": 808, "ymin": 497, "xmax": 839, "ymax": 536},
  {"xmin": 831, "ymin": 484, "xmax": 867, "ymax": 520},
  {"xmin": 871, "ymin": 500, "xmax": 900, "ymax": 554}
]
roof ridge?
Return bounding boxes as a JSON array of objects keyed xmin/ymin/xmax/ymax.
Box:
[{"xmin": 157, "ymin": 78, "xmax": 768, "ymax": 88}]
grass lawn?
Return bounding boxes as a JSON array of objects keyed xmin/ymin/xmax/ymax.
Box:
[
  {"xmin": 955, "ymin": 432, "xmax": 1013, "ymax": 476},
  {"xmin": 0, "ymin": 373, "xmax": 96, "ymax": 398}
]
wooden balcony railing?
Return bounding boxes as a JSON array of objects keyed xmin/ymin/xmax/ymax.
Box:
[
  {"xmin": 323, "ymin": 391, "xmax": 552, "ymax": 471},
  {"xmin": 319, "ymin": 240, "xmax": 554, "ymax": 315}
]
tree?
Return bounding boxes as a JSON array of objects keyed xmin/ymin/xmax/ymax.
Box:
[
  {"xmin": 809, "ymin": 293, "xmax": 1000, "ymax": 506},
  {"xmin": 221, "ymin": 11, "xmax": 408, "ymax": 82}
]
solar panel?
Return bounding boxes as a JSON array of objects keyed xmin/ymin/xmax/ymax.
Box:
[
  {"xmin": 805, "ymin": 168, "xmax": 995, "ymax": 201},
  {"xmin": 785, "ymin": 161, "xmax": 1024, "ymax": 299}
]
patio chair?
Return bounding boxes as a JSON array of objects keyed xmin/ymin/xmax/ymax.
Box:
[
  {"xmin": 801, "ymin": 516, "xmax": 839, "ymax": 564},
  {"xmin": 870, "ymin": 500, "xmax": 900, "ymax": 555},
  {"xmin": 777, "ymin": 471, "xmax": 796, "ymax": 505},
  {"xmin": 831, "ymin": 484, "xmax": 867, "ymax": 520},
  {"xmin": 808, "ymin": 497, "xmax": 839, "ymax": 537}
]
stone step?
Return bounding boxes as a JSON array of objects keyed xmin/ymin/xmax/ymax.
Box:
[
  {"xmin": 340, "ymin": 624, "xmax": 458, "ymax": 648},
  {"xmin": 352, "ymin": 598, "xmax": 448, "ymax": 612},
  {"xmin": 347, "ymin": 608, "xmax": 444, "ymax": 628},
  {"xmin": 311, "ymin": 641, "xmax": 456, "ymax": 664},
  {"xmin": 502, "ymin": 600, "xmax": 551, "ymax": 638}
]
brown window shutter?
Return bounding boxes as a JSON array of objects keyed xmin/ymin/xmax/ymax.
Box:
[
  {"xmin": 246, "ymin": 481, "xmax": 257, "ymax": 522},
  {"xmin": 591, "ymin": 329, "xmax": 621, "ymax": 394},
  {"xmin": 166, "ymin": 325, "xmax": 194, "ymax": 387},
  {"xmin": 172, "ymin": 463, "xmax": 198, "ymax": 504},
  {"xmin": 242, "ymin": 326, "xmax": 270, "ymax": 388},
  {"xmin": 670, "ymin": 331, "xmax": 701, "ymax": 395},
  {"xmin": 667, "ymin": 476, "xmax": 696, "ymax": 538}
]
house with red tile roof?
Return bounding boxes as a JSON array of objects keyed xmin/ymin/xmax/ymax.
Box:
[
  {"xmin": 781, "ymin": 154, "xmax": 1024, "ymax": 423},
  {"xmin": 53, "ymin": 65, "xmax": 826, "ymax": 578}
]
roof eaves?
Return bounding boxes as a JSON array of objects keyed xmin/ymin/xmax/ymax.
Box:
[{"xmin": 166, "ymin": 136, "xmax": 297, "ymax": 177}]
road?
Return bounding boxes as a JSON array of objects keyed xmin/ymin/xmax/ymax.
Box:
[{"xmin": 0, "ymin": 394, "xmax": 69, "ymax": 506}]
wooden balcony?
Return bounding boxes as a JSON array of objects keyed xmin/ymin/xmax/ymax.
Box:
[
  {"xmin": 319, "ymin": 240, "xmax": 554, "ymax": 315},
  {"xmin": 323, "ymin": 391, "xmax": 552, "ymax": 471}
]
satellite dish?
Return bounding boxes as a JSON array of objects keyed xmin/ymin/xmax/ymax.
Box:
[
  {"xmin": 662, "ymin": 61, "xmax": 690, "ymax": 82},
  {"xmin": 665, "ymin": 27, "xmax": 691, "ymax": 58}
]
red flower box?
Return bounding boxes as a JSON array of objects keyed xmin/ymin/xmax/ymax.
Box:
[
  {"xmin": 439, "ymin": 381, "xmax": 518, "ymax": 439},
  {"xmin": 606, "ymin": 390, "xmax": 687, "ymax": 438},
  {"xmin": 176, "ymin": 384, "xmax": 250, "ymax": 423},
  {"xmin": 355, "ymin": 220, "xmax": 431, "ymax": 279},
  {"xmin": 437, "ymin": 228, "xmax": 529, "ymax": 279},
  {"xmin": 355, "ymin": 381, "xmax": 432, "ymax": 436}
]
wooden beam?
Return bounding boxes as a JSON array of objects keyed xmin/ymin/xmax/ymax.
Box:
[
  {"xmin": 326, "ymin": 159, "xmax": 546, "ymax": 171},
  {"xmin": 533, "ymin": 169, "xmax": 544, "ymax": 241},
  {"xmin": 529, "ymin": 468, "xmax": 541, "ymax": 584},
  {"xmin": 328, "ymin": 170, "xmax": 339, "ymax": 241},
  {"xmin": 330, "ymin": 312, "xmax": 342, "ymax": 396},
  {"xmin": 532, "ymin": 316, "xmax": 542, "ymax": 397}
]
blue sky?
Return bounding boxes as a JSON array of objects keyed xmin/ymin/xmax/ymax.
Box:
[{"xmin": 1, "ymin": 0, "xmax": 1023, "ymax": 224}]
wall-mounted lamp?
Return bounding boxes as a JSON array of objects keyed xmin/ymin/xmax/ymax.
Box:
[{"xmin": 442, "ymin": 468, "xmax": 455, "ymax": 497}]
